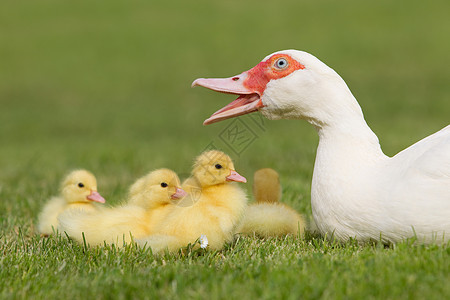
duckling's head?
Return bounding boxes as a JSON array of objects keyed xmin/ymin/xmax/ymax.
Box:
[
  {"xmin": 61, "ymin": 170, "xmax": 106, "ymax": 204},
  {"xmin": 191, "ymin": 150, "xmax": 247, "ymax": 187},
  {"xmin": 128, "ymin": 169, "xmax": 186, "ymax": 209}
]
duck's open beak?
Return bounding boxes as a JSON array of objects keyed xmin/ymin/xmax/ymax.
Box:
[
  {"xmin": 226, "ymin": 170, "xmax": 247, "ymax": 183},
  {"xmin": 171, "ymin": 187, "xmax": 187, "ymax": 199},
  {"xmin": 192, "ymin": 74, "xmax": 264, "ymax": 125},
  {"xmin": 86, "ymin": 190, "xmax": 106, "ymax": 203}
]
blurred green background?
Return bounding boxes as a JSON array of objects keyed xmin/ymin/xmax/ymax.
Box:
[
  {"xmin": 1, "ymin": 1, "xmax": 450, "ymax": 299},
  {"xmin": 1, "ymin": 0, "xmax": 449, "ymax": 224}
]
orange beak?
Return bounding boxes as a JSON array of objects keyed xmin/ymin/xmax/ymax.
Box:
[
  {"xmin": 192, "ymin": 75, "xmax": 264, "ymax": 125},
  {"xmin": 171, "ymin": 187, "xmax": 187, "ymax": 199},
  {"xmin": 226, "ymin": 170, "xmax": 247, "ymax": 183},
  {"xmin": 86, "ymin": 190, "xmax": 106, "ymax": 203}
]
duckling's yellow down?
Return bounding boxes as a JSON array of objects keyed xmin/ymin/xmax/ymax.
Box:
[
  {"xmin": 138, "ymin": 150, "xmax": 247, "ymax": 253},
  {"xmin": 37, "ymin": 170, "xmax": 105, "ymax": 236},
  {"xmin": 237, "ymin": 168, "xmax": 306, "ymax": 238},
  {"xmin": 58, "ymin": 169, "xmax": 184, "ymax": 246}
]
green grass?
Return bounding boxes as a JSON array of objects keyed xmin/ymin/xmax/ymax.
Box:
[{"xmin": 1, "ymin": 0, "xmax": 450, "ymax": 298}]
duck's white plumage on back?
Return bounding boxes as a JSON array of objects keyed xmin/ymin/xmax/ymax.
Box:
[
  {"xmin": 312, "ymin": 121, "xmax": 450, "ymax": 243},
  {"xmin": 378, "ymin": 126, "xmax": 450, "ymax": 241},
  {"xmin": 193, "ymin": 49, "xmax": 450, "ymax": 243}
]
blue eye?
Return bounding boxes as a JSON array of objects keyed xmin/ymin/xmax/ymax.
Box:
[{"xmin": 275, "ymin": 58, "xmax": 288, "ymax": 69}]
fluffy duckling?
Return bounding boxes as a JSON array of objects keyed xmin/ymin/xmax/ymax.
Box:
[
  {"xmin": 138, "ymin": 150, "xmax": 247, "ymax": 253},
  {"xmin": 237, "ymin": 168, "xmax": 306, "ymax": 238},
  {"xmin": 58, "ymin": 169, "xmax": 186, "ymax": 246},
  {"xmin": 37, "ymin": 169, "xmax": 106, "ymax": 236}
]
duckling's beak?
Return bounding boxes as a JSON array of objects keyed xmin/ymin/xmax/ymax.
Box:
[
  {"xmin": 86, "ymin": 190, "xmax": 106, "ymax": 203},
  {"xmin": 171, "ymin": 187, "xmax": 187, "ymax": 200},
  {"xmin": 226, "ymin": 170, "xmax": 247, "ymax": 183}
]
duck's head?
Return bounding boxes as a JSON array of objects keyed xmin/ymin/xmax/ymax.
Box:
[
  {"xmin": 61, "ymin": 170, "xmax": 106, "ymax": 204},
  {"xmin": 193, "ymin": 50, "xmax": 359, "ymax": 127},
  {"xmin": 128, "ymin": 169, "xmax": 186, "ymax": 209},
  {"xmin": 191, "ymin": 150, "xmax": 247, "ymax": 187}
]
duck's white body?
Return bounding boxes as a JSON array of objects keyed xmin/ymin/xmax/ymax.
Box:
[
  {"xmin": 312, "ymin": 110, "xmax": 450, "ymax": 243},
  {"xmin": 193, "ymin": 50, "xmax": 450, "ymax": 243}
]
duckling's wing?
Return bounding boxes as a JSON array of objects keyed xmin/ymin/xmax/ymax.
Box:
[
  {"xmin": 37, "ymin": 197, "xmax": 66, "ymax": 235},
  {"xmin": 137, "ymin": 234, "xmax": 181, "ymax": 253},
  {"xmin": 58, "ymin": 206, "xmax": 149, "ymax": 246},
  {"xmin": 238, "ymin": 203, "xmax": 306, "ymax": 237}
]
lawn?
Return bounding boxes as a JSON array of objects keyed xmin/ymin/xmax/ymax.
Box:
[{"xmin": 1, "ymin": 0, "xmax": 449, "ymax": 299}]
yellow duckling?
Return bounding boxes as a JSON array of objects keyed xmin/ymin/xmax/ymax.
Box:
[
  {"xmin": 58, "ymin": 169, "xmax": 186, "ymax": 246},
  {"xmin": 237, "ymin": 168, "xmax": 306, "ymax": 238},
  {"xmin": 138, "ymin": 150, "xmax": 247, "ymax": 253},
  {"xmin": 37, "ymin": 169, "xmax": 106, "ymax": 236}
]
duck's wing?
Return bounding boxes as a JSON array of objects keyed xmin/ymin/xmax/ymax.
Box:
[
  {"xmin": 391, "ymin": 125, "xmax": 450, "ymax": 195},
  {"xmin": 402, "ymin": 125, "xmax": 450, "ymax": 180},
  {"xmin": 393, "ymin": 125, "xmax": 450, "ymax": 164},
  {"xmin": 413, "ymin": 134, "xmax": 450, "ymax": 180},
  {"xmin": 387, "ymin": 125, "xmax": 450, "ymax": 235},
  {"xmin": 380, "ymin": 126, "xmax": 450, "ymax": 242},
  {"xmin": 404, "ymin": 132, "xmax": 450, "ymax": 207}
]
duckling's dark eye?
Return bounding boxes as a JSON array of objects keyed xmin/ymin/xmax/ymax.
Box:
[
  {"xmin": 160, "ymin": 182, "xmax": 168, "ymax": 188},
  {"xmin": 215, "ymin": 164, "xmax": 222, "ymax": 169},
  {"xmin": 275, "ymin": 58, "xmax": 288, "ymax": 70},
  {"xmin": 77, "ymin": 183, "xmax": 84, "ymax": 188}
]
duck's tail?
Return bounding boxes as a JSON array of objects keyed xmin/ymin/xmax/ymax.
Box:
[
  {"xmin": 57, "ymin": 206, "xmax": 149, "ymax": 247},
  {"xmin": 237, "ymin": 168, "xmax": 306, "ymax": 238}
]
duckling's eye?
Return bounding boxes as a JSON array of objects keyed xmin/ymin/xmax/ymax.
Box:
[
  {"xmin": 215, "ymin": 164, "xmax": 223, "ymax": 169},
  {"xmin": 77, "ymin": 183, "xmax": 84, "ymax": 188},
  {"xmin": 274, "ymin": 58, "xmax": 288, "ymax": 70},
  {"xmin": 160, "ymin": 182, "xmax": 168, "ymax": 188}
]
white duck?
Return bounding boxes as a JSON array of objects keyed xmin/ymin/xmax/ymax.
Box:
[{"xmin": 192, "ymin": 50, "xmax": 450, "ymax": 244}]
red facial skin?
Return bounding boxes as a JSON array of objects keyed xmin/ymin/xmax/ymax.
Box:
[
  {"xmin": 243, "ymin": 54, "xmax": 305, "ymax": 96},
  {"xmin": 192, "ymin": 53, "xmax": 305, "ymax": 125}
]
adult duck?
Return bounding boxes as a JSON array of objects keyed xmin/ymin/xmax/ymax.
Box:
[{"xmin": 192, "ymin": 50, "xmax": 450, "ymax": 244}]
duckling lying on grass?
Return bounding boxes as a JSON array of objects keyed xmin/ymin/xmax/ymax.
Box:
[
  {"xmin": 58, "ymin": 169, "xmax": 186, "ymax": 246},
  {"xmin": 37, "ymin": 170, "xmax": 106, "ymax": 236},
  {"xmin": 138, "ymin": 150, "xmax": 247, "ymax": 253},
  {"xmin": 237, "ymin": 168, "xmax": 306, "ymax": 238}
]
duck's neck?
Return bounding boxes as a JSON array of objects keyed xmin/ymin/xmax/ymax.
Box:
[
  {"xmin": 304, "ymin": 79, "xmax": 386, "ymax": 160},
  {"xmin": 318, "ymin": 115, "xmax": 384, "ymax": 157},
  {"xmin": 312, "ymin": 112, "xmax": 387, "ymax": 183},
  {"xmin": 306, "ymin": 90, "xmax": 389, "ymax": 239}
]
